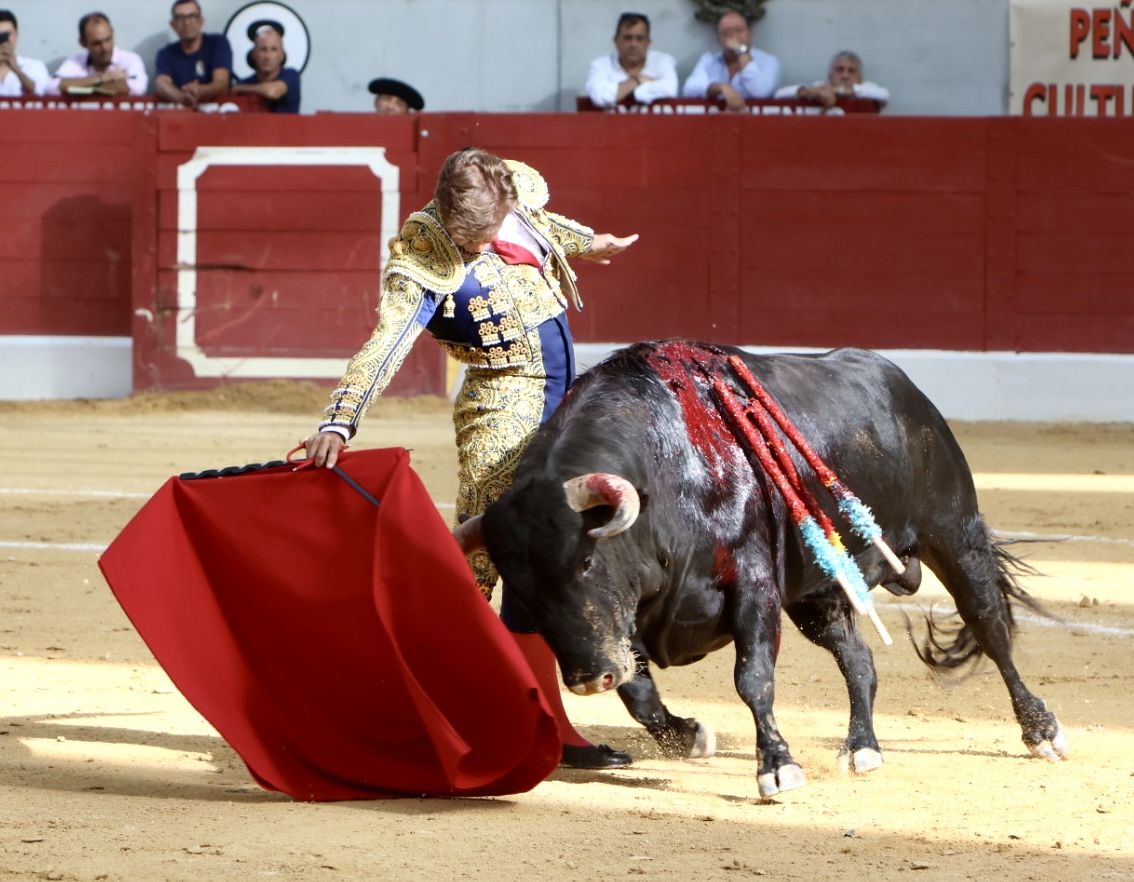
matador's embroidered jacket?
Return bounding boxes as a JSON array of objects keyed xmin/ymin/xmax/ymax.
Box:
[{"xmin": 320, "ymin": 160, "xmax": 594, "ymax": 437}]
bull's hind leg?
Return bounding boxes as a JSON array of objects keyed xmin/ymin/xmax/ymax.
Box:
[
  {"xmin": 924, "ymin": 516, "xmax": 1068, "ymax": 760},
  {"xmin": 786, "ymin": 590, "xmax": 883, "ymax": 773},
  {"xmin": 617, "ymin": 641, "xmax": 716, "ymax": 759}
]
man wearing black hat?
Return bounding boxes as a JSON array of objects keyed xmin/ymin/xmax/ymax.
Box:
[{"xmin": 368, "ymin": 77, "xmax": 423, "ymax": 114}]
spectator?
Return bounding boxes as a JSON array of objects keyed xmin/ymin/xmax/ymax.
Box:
[
  {"xmin": 774, "ymin": 50, "xmax": 889, "ymax": 109},
  {"xmin": 49, "ymin": 12, "xmax": 148, "ymax": 97},
  {"xmin": 0, "ymin": 9, "xmax": 49, "ymax": 97},
  {"xmin": 368, "ymin": 77, "xmax": 423, "ymax": 114},
  {"xmin": 153, "ymin": 0, "xmax": 232, "ymax": 109},
  {"xmin": 585, "ymin": 12, "xmax": 677, "ymax": 108},
  {"xmin": 682, "ymin": 9, "xmax": 779, "ymax": 111},
  {"xmin": 232, "ymin": 21, "xmax": 299, "ymax": 113}
]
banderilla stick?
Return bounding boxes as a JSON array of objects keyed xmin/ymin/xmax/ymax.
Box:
[
  {"xmin": 727, "ymin": 355, "xmax": 906, "ymax": 577},
  {"xmin": 712, "ymin": 378, "xmax": 892, "ymax": 646}
]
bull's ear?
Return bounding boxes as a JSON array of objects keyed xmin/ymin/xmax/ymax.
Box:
[{"xmin": 452, "ymin": 514, "xmax": 485, "ymax": 554}]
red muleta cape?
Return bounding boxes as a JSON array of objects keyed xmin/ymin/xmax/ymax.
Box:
[{"xmin": 99, "ymin": 447, "xmax": 560, "ymax": 801}]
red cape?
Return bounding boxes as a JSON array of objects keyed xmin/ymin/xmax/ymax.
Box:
[{"xmin": 99, "ymin": 447, "xmax": 560, "ymax": 800}]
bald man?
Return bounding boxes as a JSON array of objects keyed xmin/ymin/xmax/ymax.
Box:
[
  {"xmin": 682, "ymin": 10, "xmax": 780, "ymax": 112},
  {"xmin": 232, "ymin": 23, "xmax": 300, "ymax": 113}
]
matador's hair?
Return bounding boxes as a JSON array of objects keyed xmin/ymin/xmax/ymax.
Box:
[{"xmin": 434, "ymin": 148, "xmax": 518, "ymax": 248}]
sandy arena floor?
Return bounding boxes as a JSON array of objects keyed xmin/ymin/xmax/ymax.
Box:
[{"xmin": 0, "ymin": 384, "xmax": 1131, "ymax": 882}]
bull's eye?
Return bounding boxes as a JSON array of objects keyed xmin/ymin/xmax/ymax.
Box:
[{"xmin": 579, "ymin": 554, "xmax": 594, "ymax": 576}]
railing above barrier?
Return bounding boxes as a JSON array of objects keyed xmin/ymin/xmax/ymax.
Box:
[
  {"xmin": 0, "ymin": 94, "xmax": 268, "ymax": 112},
  {"xmin": 575, "ymin": 95, "xmax": 884, "ymax": 115}
]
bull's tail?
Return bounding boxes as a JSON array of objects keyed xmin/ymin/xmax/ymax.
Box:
[{"xmin": 910, "ymin": 528, "xmax": 1050, "ymax": 674}]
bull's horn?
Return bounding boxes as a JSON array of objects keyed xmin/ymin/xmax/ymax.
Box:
[
  {"xmin": 562, "ymin": 474, "xmax": 640, "ymax": 539},
  {"xmin": 452, "ymin": 514, "xmax": 485, "ymax": 554}
]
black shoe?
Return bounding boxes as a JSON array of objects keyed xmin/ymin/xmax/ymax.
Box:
[{"xmin": 560, "ymin": 743, "xmax": 632, "ymax": 769}]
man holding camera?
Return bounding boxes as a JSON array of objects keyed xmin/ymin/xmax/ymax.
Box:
[{"xmin": 0, "ymin": 9, "xmax": 50, "ymax": 97}]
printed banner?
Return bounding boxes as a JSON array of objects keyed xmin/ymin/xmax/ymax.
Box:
[{"xmin": 1010, "ymin": 0, "xmax": 1134, "ymax": 115}]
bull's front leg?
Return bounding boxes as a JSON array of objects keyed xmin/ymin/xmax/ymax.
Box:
[
  {"xmin": 617, "ymin": 639, "xmax": 716, "ymax": 759},
  {"xmin": 733, "ymin": 596, "xmax": 805, "ymax": 797}
]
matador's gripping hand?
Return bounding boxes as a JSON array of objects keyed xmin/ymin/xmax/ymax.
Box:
[{"xmin": 298, "ymin": 431, "xmax": 346, "ymax": 468}]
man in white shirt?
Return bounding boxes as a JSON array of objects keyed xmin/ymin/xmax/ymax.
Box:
[
  {"xmin": 49, "ymin": 12, "xmax": 148, "ymax": 97},
  {"xmin": 585, "ymin": 12, "xmax": 677, "ymax": 108},
  {"xmin": 774, "ymin": 50, "xmax": 889, "ymax": 110},
  {"xmin": 682, "ymin": 10, "xmax": 779, "ymax": 111},
  {"xmin": 0, "ymin": 9, "xmax": 50, "ymax": 97}
]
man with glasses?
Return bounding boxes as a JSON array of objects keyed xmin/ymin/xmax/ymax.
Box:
[
  {"xmin": 153, "ymin": 0, "xmax": 232, "ymax": 109},
  {"xmin": 585, "ymin": 12, "xmax": 676, "ymax": 109}
]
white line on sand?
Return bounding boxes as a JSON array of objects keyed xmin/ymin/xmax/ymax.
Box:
[
  {"xmin": 995, "ymin": 530, "xmax": 1134, "ymax": 548},
  {"xmin": 889, "ymin": 602, "xmax": 1134, "ymax": 639},
  {"xmin": 1, "ymin": 541, "xmax": 106, "ymax": 553},
  {"xmin": 0, "ymin": 488, "xmax": 150, "ymax": 499}
]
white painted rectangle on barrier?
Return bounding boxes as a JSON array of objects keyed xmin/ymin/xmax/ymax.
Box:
[{"xmin": 1011, "ymin": 0, "xmax": 1134, "ymax": 115}]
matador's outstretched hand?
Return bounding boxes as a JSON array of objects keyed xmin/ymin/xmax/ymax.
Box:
[{"xmin": 582, "ymin": 232, "xmax": 639, "ymax": 265}]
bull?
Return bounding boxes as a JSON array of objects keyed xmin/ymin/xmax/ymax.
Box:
[{"xmin": 456, "ymin": 340, "xmax": 1067, "ymax": 796}]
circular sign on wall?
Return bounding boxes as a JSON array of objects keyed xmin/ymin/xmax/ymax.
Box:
[{"xmin": 224, "ymin": 1, "xmax": 311, "ymax": 81}]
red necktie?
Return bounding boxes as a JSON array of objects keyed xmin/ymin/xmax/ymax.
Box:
[{"xmin": 491, "ymin": 238, "xmax": 542, "ymax": 269}]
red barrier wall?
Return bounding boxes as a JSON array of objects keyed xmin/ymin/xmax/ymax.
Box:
[
  {"xmin": 421, "ymin": 114, "xmax": 1134, "ymax": 353},
  {"xmin": 3, "ymin": 111, "xmax": 1132, "ymax": 396},
  {"xmin": 133, "ymin": 113, "xmax": 441, "ymax": 394},
  {"xmin": 1, "ymin": 112, "xmax": 139, "ymax": 337}
]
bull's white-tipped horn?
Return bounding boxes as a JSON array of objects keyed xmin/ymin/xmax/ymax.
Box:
[
  {"xmin": 563, "ymin": 474, "xmax": 640, "ymax": 539},
  {"xmin": 452, "ymin": 514, "xmax": 486, "ymax": 554}
]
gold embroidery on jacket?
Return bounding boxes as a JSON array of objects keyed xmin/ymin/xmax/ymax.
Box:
[
  {"xmin": 505, "ymin": 159, "xmax": 550, "ymax": 210},
  {"xmin": 320, "ymin": 274, "xmax": 427, "ymax": 431},
  {"xmin": 543, "ymin": 209, "xmax": 594, "ymax": 258},
  {"xmin": 453, "ymin": 356, "xmax": 547, "ymax": 596},
  {"xmin": 321, "ymin": 160, "xmax": 591, "ymax": 593},
  {"xmin": 480, "ymin": 323, "xmax": 501, "ymax": 346},
  {"xmin": 497, "ymin": 314, "xmax": 520, "ymax": 341},
  {"xmin": 383, "ymin": 209, "xmax": 464, "ymax": 295},
  {"xmin": 469, "ymin": 295, "xmax": 491, "ymax": 322}
]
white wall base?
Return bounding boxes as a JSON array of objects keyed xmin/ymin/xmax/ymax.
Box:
[
  {"xmin": 4, "ymin": 336, "xmax": 1129, "ymax": 422},
  {"xmin": 0, "ymin": 336, "xmax": 132, "ymax": 400},
  {"xmin": 574, "ymin": 344, "xmax": 1134, "ymax": 424}
]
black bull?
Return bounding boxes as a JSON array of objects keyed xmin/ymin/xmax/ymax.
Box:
[{"xmin": 456, "ymin": 341, "xmax": 1067, "ymax": 795}]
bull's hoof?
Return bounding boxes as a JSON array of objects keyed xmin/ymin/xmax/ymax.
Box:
[
  {"xmin": 757, "ymin": 763, "xmax": 806, "ymax": 797},
  {"xmin": 837, "ymin": 746, "xmax": 884, "ymax": 774},
  {"xmin": 561, "ymin": 743, "xmax": 633, "ymax": 769},
  {"xmin": 689, "ymin": 721, "xmax": 716, "ymax": 759},
  {"xmin": 1027, "ymin": 722, "xmax": 1069, "ymax": 762}
]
